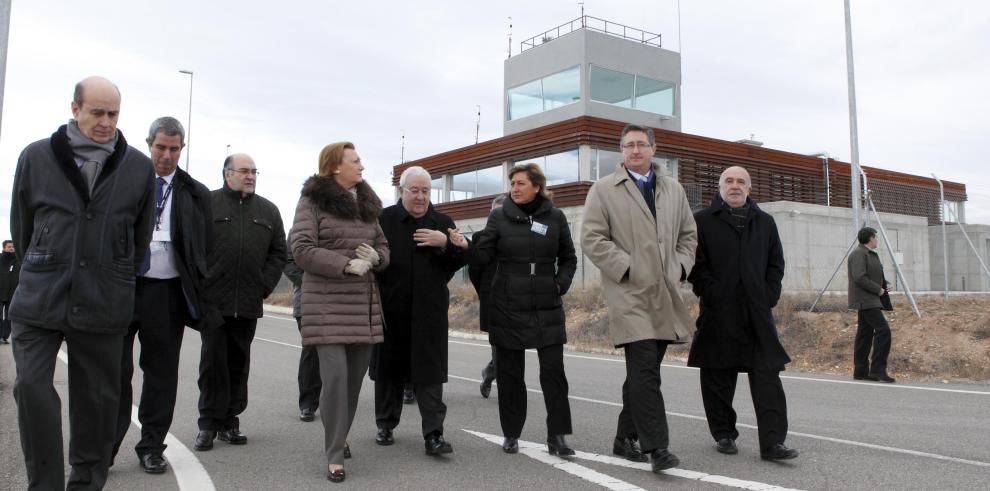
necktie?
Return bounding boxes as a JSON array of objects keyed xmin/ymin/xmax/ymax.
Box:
[
  {"xmin": 138, "ymin": 177, "xmax": 167, "ymax": 275},
  {"xmin": 81, "ymin": 160, "xmax": 101, "ymax": 194}
]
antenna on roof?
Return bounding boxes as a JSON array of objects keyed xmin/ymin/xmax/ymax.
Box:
[
  {"xmin": 507, "ymin": 17, "xmax": 512, "ymax": 59},
  {"xmin": 475, "ymin": 105, "xmax": 481, "ymax": 144},
  {"xmin": 400, "ymin": 130, "xmax": 405, "ymax": 164},
  {"xmin": 579, "ymin": 2, "xmax": 585, "ymax": 25}
]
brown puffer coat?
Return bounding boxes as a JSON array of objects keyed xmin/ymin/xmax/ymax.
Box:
[{"xmin": 290, "ymin": 175, "xmax": 389, "ymax": 346}]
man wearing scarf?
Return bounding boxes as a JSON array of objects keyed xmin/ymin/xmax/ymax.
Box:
[
  {"xmin": 687, "ymin": 166, "xmax": 798, "ymax": 461},
  {"xmin": 8, "ymin": 76, "xmax": 155, "ymax": 490}
]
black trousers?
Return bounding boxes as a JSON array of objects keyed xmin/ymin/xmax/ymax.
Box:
[
  {"xmin": 615, "ymin": 340, "xmax": 670, "ymax": 452},
  {"xmin": 197, "ymin": 316, "xmax": 257, "ymax": 431},
  {"xmin": 295, "ymin": 317, "xmax": 321, "ymax": 412},
  {"xmin": 11, "ymin": 321, "xmax": 123, "ymax": 491},
  {"xmin": 699, "ymin": 368, "xmax": 789, "ymax": 450},
  {"xmin": 495, "ymin": 344, "xmax": 572, "ymax": 439},
  {"xmin": 1, "ymin": 300, "xmax": 11, "ymax": 340},
  {"xmin": 375, "ymin": 376, "xmax": 446, "ymax": 438},
  {"xmin": 113, "ymin": 278, "xmax": 186, "ymax": 458},
  {"xmin": 855, "ymin": 308, "xmax": 891, "ymax": 375}
]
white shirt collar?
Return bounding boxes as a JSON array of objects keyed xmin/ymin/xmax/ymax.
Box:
[
  {"xmin": 157, "ymin": 169, "xmax": 177, "ymax": 185},
  {"xmin": 626, "ymin": 166, "xmax": 653, "ymax": 182}
]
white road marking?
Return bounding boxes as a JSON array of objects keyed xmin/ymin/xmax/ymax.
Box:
[
  {"xmin": 56, "ymin": 350, "xmax": 216, "ymax": 490},
  {"xmin": 464, "ymin": 429, "xmax": 802, "ymax": 491},
  {"xmin": 255, "ymin": 331, "xmax": 990, "ymax": 470},
  {"xmin": 449, "ymin": 373, "xmax": 990, "ymax": 469},
  {"xmin": 448, "ymin": 339, "xmax": 990, "ymax": 395}
]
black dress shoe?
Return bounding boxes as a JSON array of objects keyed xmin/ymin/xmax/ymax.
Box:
[
  {"xmin": 760, "ymin": 443, "xmax": 799, "ymax": 461},
  {"xmin": 547, "ymin": 435, "xmax": 575, "ymax": 457},
  {"xmin": 139, "ymin": 454, "xmax": 167, "ymax": 474},
  {"xmin": 502, "ymin": 437, "xmax": 519, "ymax": 454},
  {"xmin": 480, "ymin": 368, "xmax": 495, "ymax": 399},
  {"xmin": 716, "ymin": 438, "xmax": 738, "ymax": 455},
  {"xmin": 327, "ymin": 468, "xmax": 345, "ymax": 483},
  {"xmin": 403, "ymin": 388, "xmax": 416, "ymax": 404},
  {"xmin": 612, "ymin": 436, "xmax": 648, "ymax": 462},
  {"xmin": 650, "ymin": 449, "xmax": 680, "ymax": 473},
  {"xmin": 194, "ymin": 430, "xmax": 216, "ymax": 451},
  {"xmin": 344, "ymin": 442, "xmax": 352, "ymax": 459},
  {"xmin": 300, "ymin": 408, "xmax": 315, "ymax": 422},
  {"xmin": 424, "ymin": 434, "xmax": 453, "ymax": 455},
  {"xmin": 375, "ymin": 428, "xmax": 394, "ymax": 446},
  {"xmin": 218, "ymin": 427, "xmax": 248, "ymax": 445},
  {"xmin": 869, "ymin": 372, "xmax": 896, "ymax": 383}
]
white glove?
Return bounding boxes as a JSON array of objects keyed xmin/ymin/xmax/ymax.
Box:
[
  {"xmin": 344, "ymin": 258, "xmax": 372, "ymax": 276},
  {"xmin": 355, "ymin": 243, "xmax": 381, "ymax": 266}
]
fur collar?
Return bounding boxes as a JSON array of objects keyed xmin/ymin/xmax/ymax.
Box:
[{"xmin": 301, "ymin": 175, "xmax": 382, "ymax": 223}]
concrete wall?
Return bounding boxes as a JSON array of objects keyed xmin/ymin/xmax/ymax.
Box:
[
  {"xmin": 452, "ymin": 200, "xmax": 937, "ymax": 294},
  {"xmin": 928, "ymin": 223, "xmax": 990, "ymax": 291},
  {"xmin": 504, "ymin": 29, "xmax": 681, "ymax": 135}
]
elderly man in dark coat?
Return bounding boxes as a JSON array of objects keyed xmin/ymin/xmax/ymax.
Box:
[
  {"xmin": 371, "ymin": 165, "xmax": 469, "ymax": 456},
  {"xmin": 687, "ymin": 166, "xmax": 798, "ymax": 461}
]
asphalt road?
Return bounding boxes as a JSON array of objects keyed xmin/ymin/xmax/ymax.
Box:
[{"xmin": 1, "ymin": 311, "xmax": 988, "ymax": 490}]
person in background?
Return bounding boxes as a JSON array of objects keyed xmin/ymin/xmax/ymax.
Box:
[
  {"xmin": 472, "ymin": 163, "xmax": 577, "ymax": 456},
  {"xmin": 283, "ymin": 231, "xmax": 322, "ymax": 422},
  {"xmin": 469, "ymin": 194, "xmax": 506, "ymax": 398},
  {"xmin": 687, "ymin": 165, "xmax": 798, "ymax": 461},
  {"xmin": 848, "ymin": 226, "xmax": 896, "ymax": 383},
  {"xmin": 196, "ymin": 153, "xmax": 286, "ymax": 450},
  {"xmin": 0, "ymin": 240, "xmax": 19, "ymax": 344},
  {"xmin": 291, "ymin": 141, "xmax": 388, "ymax": 483},
  {"xmin": 371, "ymin": 165, "xmax": 468, "ymax": 456}
]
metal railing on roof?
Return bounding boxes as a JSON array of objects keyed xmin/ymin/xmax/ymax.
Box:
[{"xmin": 520, "ymin": 15, "xmax": 662, "ymax": 53}]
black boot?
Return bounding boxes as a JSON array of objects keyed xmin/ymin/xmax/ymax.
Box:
[{"xmin": 547, "ymin": 435, "xmax": 575, "ymax": 457}]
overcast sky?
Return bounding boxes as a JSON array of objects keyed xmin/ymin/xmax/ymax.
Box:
[{"xmin": 2, "ymin": 0, "xmax": 988, "ymax": 240}]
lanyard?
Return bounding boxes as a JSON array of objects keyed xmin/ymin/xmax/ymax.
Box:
[{"xmin": 155, "ymin": 183, "xmax": 174, "ymax": 231}]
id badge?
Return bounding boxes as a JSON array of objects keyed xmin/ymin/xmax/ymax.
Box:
[{"xmin": 530, "ymin": 221, "xmax": 549, "ymax": 236}]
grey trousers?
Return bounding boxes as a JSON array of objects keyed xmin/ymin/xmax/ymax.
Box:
[{"xmin": 317, "ymin": 344, "xmax": 372, "ymax": 465}]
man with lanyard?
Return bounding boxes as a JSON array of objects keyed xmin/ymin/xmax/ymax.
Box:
[{"xmin": 112, "ymin": 117, "xmax": 215, "ymax": 475}]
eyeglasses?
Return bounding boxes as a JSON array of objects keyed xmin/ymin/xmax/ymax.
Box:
[
  {"xmin": 621, "ymin": 142, "xmax": 653, "ymax": 150},
  {"xmin": 227, "ymin": 168, "xmax": 259, "ymax": 176},
  {"xmin": 402, "ymin": 187, "xmax": 431, "ymax": 196}
]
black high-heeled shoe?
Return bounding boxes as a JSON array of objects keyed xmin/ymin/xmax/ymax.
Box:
[
  {"xmin": 547, "ymin": 435, "xmax": 575, "ymax": 457},
  {"xmin": 502, "ymin": 437, "xmax": 519, "ymax": 454},
  {"xmin": 327, "ymin": 467, "xmax": 345, "ymax": 483}
]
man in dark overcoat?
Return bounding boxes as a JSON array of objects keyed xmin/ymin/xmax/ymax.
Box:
[
  {"xmin": 9, "ymin": 76, "xmax": 156, "ymax": 489},
  {"xmin": 111, "ymin": 117, "xmax": 218, "ymax": 475},
  {"xmin": 847, "ymin": 226, "xmax": 895, "ymax": 383},
  {"xmin": 687, "ymin": 166, "xmax": 798, "ymax": 461},
  {"xmin": 371, "ymin": 166, "xmax": 469, "ymax": 456}
]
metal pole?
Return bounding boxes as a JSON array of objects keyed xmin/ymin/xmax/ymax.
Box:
[
  {"xmin": 475, "ymin": 105, "xmax": 480, "ymax": 144},
  {"xmin": 843, "ymin": 0, "xmax": 862, "ymax": 232},
  {"xmin": 933, "ymin": 174, "xmax": 949, "ymax": 298},
  {"xmin": 0, "ymin": 0, "xmax": 12, "ymax": 141},
  {"xmin": 179, "ymin": 70, "xmax": 194, "ymax": 172},
  {"xmin": 809, "ymin": 237, "xmax": 858, "ymax": 313}
]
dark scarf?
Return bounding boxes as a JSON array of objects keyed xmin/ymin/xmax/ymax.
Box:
[
  {"xmin": 724, "ymin": 201, "xmax": 750, "ymax": 230},
  {"xmin": 516, "ymin": 195, "xmax": 544, "ymax": 216}
]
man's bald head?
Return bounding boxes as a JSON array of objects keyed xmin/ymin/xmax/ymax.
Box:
[
  {"xmin": 718, "ymin": 166, "xmax": 752, "ymax": 208},
  {"xmin": 70, "ymin": 76, "xmax": 121, "ymax": 143},
  {"xmin": 223, "ymin": 153, "xmax": 258, "ymax": 197}
]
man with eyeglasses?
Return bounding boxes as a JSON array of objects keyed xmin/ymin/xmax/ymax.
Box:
[
  {"xmin": 195, "ymin": 153, "xmax": 286, "ymax": 451},
  {"xmin": 581, "ymin": 123, "xmax": 697, "ymax": 474},
  {"xmin": 370, "ymin": 165, "xmax": 469, "ymax": 456}
]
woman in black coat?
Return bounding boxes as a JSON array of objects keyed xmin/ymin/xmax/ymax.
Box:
[{"xmin": 472, "ymin": 163, "xmax": 577, "ymax": 456}]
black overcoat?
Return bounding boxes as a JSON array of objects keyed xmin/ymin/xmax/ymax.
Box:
[
  {"xmin": 687, "ymin": 194, "xmax": 790, "ymax": 370},
  {"xmin": 467, "ymin": 227, "xmax": 497, "ymax": 332},
  {"xmin": 471, "ymin": 196, "xmax": 577, "ymax": 350},
  {"xmin": 370, "ymin": 202, "xmax": 468, "ymax": 385}
]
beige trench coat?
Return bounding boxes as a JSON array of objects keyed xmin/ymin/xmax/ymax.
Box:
[{"xmin": 581, "ymin": 163, "xmax": 698, "ymax": 346}]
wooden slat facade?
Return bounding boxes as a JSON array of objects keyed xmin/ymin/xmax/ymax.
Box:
[{"xmin": 394, "ymin": 116, "xmax": 966, "ymax": 224}]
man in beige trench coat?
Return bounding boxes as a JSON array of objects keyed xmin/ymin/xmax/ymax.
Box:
[{"xmin": 581, "ymin": 123, "xmax": 697, "ymax": 474}]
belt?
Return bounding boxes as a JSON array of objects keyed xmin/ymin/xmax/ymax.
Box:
[{"xmin": 497, "ymin": 262, "xmax": 556, "ymax": 276}]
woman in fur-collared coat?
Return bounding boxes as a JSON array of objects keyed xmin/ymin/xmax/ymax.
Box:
[{"xmin": 290, "ymin": 141, "xmax": 389, "ymax": 483}]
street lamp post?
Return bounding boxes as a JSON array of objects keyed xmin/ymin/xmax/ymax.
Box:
[
  {"xmin": 843, "ymin": 0, "xmax": 862, "ymax": 232},
  {"xmin": 179, "ymin": 69, "xmax": 194, "ymax": 172}
]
